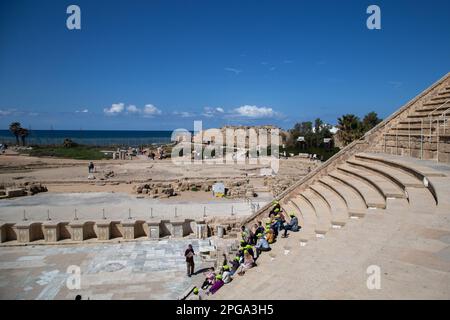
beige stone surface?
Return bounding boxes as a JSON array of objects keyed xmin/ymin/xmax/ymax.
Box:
[{"xmin": 212, "ymin": 154, "xmax": 450, "ymax": 300}]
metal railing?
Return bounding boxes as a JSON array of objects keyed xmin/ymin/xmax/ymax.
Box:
[
  {"xmin": 436, "ymin": 106, "xmax": 450, "ymax": 162},
  {"xmin": 388, "ymin": 99, "xmax": 450, "ymax": 161},
  {"xmin": 427, "ymin": 99, "xmax": 450, "ymax": 138}
]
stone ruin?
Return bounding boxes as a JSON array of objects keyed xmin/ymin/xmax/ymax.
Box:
[
  {"xmin": 263, "ymin": 176, "xmax": 296, "ymax": 196},
  {"xmin": 133, "ymin": 182, "xmax": 176, "ymax": 199},
  {"xmin": 132, "ymin": 178, "xmax": 257, "ymax": 199},
  {"xmin": 0, "ymin": 182, "xmax": 48, "ymax": 199}
]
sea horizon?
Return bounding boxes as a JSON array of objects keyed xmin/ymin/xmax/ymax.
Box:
[{"xmin": 0, "ymin": 129, "xmax": 177, "ymax": 146}]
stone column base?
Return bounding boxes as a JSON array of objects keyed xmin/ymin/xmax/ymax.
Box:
[
  {"xmin": 196, "ymin": 223, "xmax": 208, "ymax": 239},
  {"xmin": 96, "ymin": 221, "xmax": 111, "ymax": 240},
  {"xmin": 69, "ymin": 221, "xmax": 86, "ymax": 241},
  {"xmin": 121, "ymin": 220, "xmax": 136, "ymax": 240},
  {"xmin": 147, "ymin": 220, "xmax": 161, "ymax": 239},
  {"xmin": 43, "ymin": 221, "xmax": 61, "ymax": 242},
  {"xmin": 14, "ymin": 222, "xmax": 43, "ymax": 243},
  {"xmin": 170, "ymin": 219, "xmax": 185, "ymax": 238}
]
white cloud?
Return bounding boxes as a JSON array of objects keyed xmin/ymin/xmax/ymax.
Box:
[
  {"xmin": 76, "ymin": 109, "xmax": 89, "ymax": 113},
  {"xmin": 126, "ymin": 105, "xmax": 140, "ymax": 113},
  {"xmin": 0, "ymin": 109, "xmax": 26, "ymax": 117},
  {"xmin": 143, "ymin": 104, "xmax": 162, "ymax": 116},
  {"xmin": 224, "ymin": 67, "xmax": 242, "ymax": 75},
  {"xmin": 103, "ymin": 103, "xmax": 162, "ymax": 117},
  {"xmin": 0, "ymin": 109, "xmax": 15, "ymax": 116},
  {"xmin": 202, "ymin": 107, "xmax": 213, "ymax": 117},
  {"xmin": 173, "ymin": 111, "xmax": 195, "ymax": 118},
  {"xmin": 388, "ymin": 81, "xmax": 403, "ymax": 89},
  {"xmin": 233, "ymin": 105, "xmax": 277, "ymax": 118},
  {"xmin": 104, "ymin": 103, "xmax": 125, "ymax": 115},
  {"xmin": 202, "ymin": 107, "xmax": 225, "ymax": 118}
]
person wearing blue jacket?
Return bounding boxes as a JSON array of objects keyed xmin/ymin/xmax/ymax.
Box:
[{"xmin": 281, "ymin": 213, "xmax": 300, "ymax": 238}]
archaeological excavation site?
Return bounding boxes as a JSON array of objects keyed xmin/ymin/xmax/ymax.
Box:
[{"xmin": 1, "ymin": 1, "xmax": 449, "ymax": 306}]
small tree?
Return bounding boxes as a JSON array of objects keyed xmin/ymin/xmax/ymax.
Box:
[
  {"xmin": 63, "ymin": 138, "xmax": 77, "ymax": 148},
  {"xmin": 362, "ymin": 111, "xmax": 382, "ymax": 133},
  {"xmin": 9, "ymin": 122, "xmax": 21, "ymax": 145},
  {"xmin": 18, "ymin": 128, "xmax": 29, "ymax": 146}
]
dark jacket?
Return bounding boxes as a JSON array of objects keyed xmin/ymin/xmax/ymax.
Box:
[{"xmin": 185, "ymin": 248, "xmax": 195, "ymax": 263}]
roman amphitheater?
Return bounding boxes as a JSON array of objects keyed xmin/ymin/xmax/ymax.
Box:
[
  {"xmin": 213, "ymin": 72, "xmax": 450, "ymax": 299},
  {"xmin": 1, "ymin": 72, "xmax": 450, "ymax": 299}
]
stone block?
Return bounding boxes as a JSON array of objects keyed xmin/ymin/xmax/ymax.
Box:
[
  {"xmin": 96, "ymin": 220, "xmax": 111, "ymax": 240},
  {"xmin": 6, "ymin": 188, "xmax": 26, "ymax": 198},
  {"xmin": 170, "ymin": 219, "xmax": 184, "ymax": 238},
  {"xmin": 196, "ymin": 223, "xmax": 208, "ymax": 239},
  {"xmin": 43, "ymin": 221, "xmax": 61, "ymax": 242},
  {"xmin": 0, "ymin": 223, "xmax": 6, "ymax": 243},
  {"xmin": 69, "ymin": 221, "xmax": 86, "ymax": 241},
  {"xmin": 188, "ymin": 220, "xmax": 197, "ymax": 234},
  {"xmin": 121, "ymin": 220, "xmax": 136, "ymax": 240},
  {"xmin": 14, "ymin": 222, "xmax": 43, "ymax": 243},
  {"xmin": 147, "ymin": 220, "xmax": 161, "ymax": 239}
]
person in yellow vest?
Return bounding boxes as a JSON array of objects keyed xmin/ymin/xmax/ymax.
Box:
[{"xmin": 265, "ymin": 227, "xmax": 275, "ymax": 244}]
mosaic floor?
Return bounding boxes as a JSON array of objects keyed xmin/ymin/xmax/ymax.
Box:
[{"xmin": 0, "ymin": 239, "xmax": 212, "ymax": 300}]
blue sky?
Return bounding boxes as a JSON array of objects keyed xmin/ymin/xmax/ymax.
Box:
[{"xmin": 0, "ymin": 0, "xmax": 449, "ymax": 131}]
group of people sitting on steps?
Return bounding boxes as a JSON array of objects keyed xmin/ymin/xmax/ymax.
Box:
[{"xmin": 188, "ymin": 200, "xmax": 300, "ymax": 300}]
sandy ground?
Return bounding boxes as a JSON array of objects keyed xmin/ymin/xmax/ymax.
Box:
[
  {"xmin": 0, "ymin": 152, "xmax": 316, "ymax": 222},
  {"xmin": 0, "ymin": 153, "xmax": 316, "ymax": 193}
]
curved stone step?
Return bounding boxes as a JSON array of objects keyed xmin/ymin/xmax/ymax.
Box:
[
  {"xmin": 319, "ymin": 176, "xmax": 367, "ymax": 217},
  {"xmin": 406, "ymin": 187, "xmax": 439, "ymax": 213},
  {"xmin": 338, "ymin": 164, "xmax": 405, "ymax": 199},
  {"xmin": 428, "ymin": 176, "xmax": 450, "ymax": 207},
  {"xmin": 356, "ymin": 153, "xmax": 446, "ymax": 177},
  {"xmin": 281, "ymin": 201, "xmax": 304, "ymax": 227},
  {"xmin": 346, "ymin": 158, "xmax": 425, "ymax": 189},
  {"xmin": 329, "ymin": 171, "xmax": 386, "ymax": 209},
  {"xmin": 290, "ymin": 196, "xmax": 318, "ymax": 240},
  {"xmin": 309, "ymin": 183, "xmax": 348, "ymax": 226},
  {"xmin": 301, "ymin": 189, "xmax": 332, "ymax": 234},
  {"xmin": 355, "ymin": 152, "xmax": 445, "ymax": 204}
]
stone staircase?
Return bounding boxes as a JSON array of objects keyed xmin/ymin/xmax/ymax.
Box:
[
  {"xmin": 211, "ymin": 72, "xmax": 450, "ymax": 299},
  {"xmin": 243, "ymin": 72, "xmax": 450, "ymax": 229},
  {"xmin": 278, "ymin": 152, "xmax": 442, "ymax": 243},
  {"xmin": 212, "ymin": 152, "xmax": 450, "ymax": 299},
  {"xmin": 370, "ymin": 76, "xmax": 450, "ymax": 162}
]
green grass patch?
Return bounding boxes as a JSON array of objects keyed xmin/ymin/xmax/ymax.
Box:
[
  {"xmin": 23, "ymin": 145, "xmax": 111, "ymax": 160},
  {"xmin": 281, "ymin": 146, "xmax": 340, "ymax": 162}
]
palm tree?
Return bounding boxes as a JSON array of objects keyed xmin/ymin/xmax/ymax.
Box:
[
  {"xmin": 336, "ymin": 114, "xmax": 363, "ymax": 146},
  {"xmin": 18, "ymin": 128, "xmax": 29, "ymax": 146},
  {"xmin": 9, "ymin": 122, "xmax": 21, "ymax": 145},
  {"xmin": 362, "ymin": 111, "xmax": 382, "ymax": 133}
]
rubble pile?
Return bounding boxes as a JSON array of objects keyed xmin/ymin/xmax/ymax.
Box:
[
  {"xmin": 0, "ymin": 182, "xmax": 48, "ymax": 199},
  {"xmin": 132, "ymin": 178, "xmax": 258, "ymax": 199}
]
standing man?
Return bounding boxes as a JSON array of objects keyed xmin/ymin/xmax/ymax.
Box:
[
  {"xmin": 88, "ymin": 161, "xmax": 94, "ymax": 173},
  {"xmin": 185, "ymin": 244, "xmax": 195, "ymax": 277}
]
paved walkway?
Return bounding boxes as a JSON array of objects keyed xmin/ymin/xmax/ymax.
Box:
[
  {"xmin": 0, "ymin": 192, "xmax": 270, "ymax": 222},
  {"xmin": 0, "ymin": 239, "xmax": 212, "ymax": 300}
]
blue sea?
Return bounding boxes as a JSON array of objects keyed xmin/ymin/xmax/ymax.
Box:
[{"xmin": 0, "ymin": 130, "xmax": 174, "ymax": 146}]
